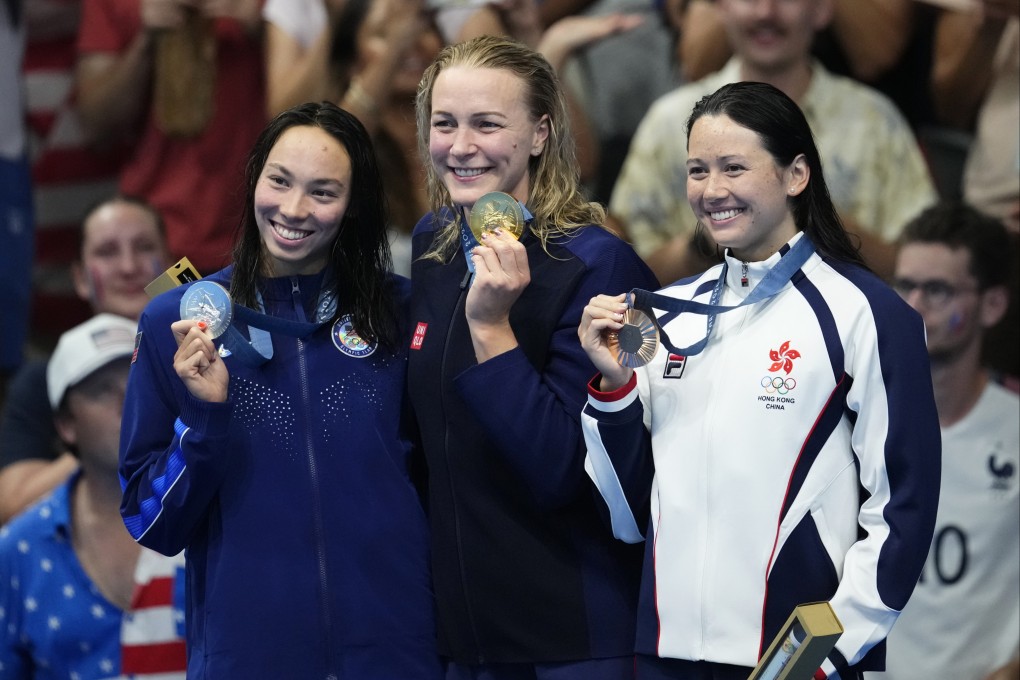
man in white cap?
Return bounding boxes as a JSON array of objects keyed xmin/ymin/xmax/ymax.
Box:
[{"xmin": 0, "ymin": 314, "xmax": 186, "ymax": 678}]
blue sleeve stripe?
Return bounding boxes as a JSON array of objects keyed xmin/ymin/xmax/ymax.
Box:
[
  {"xmin": 793, "ymin": 269, "xmax": 843, "ymax": 383},
  {"xmin": 123, "ymin": 418, "xmax": 190, "ymax": 541}
]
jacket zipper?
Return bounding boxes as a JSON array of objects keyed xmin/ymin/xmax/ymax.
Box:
[
  {"xmin": 442, "ymin": 281, "xmax": 485, "ymax": 663},
  {"xmin": 293, "ymin": 277, "xmax": 338, "ymax": 679}
]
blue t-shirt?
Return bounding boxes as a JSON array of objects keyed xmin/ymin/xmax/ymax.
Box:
[{"xmin": 0, "ymin": 472, "xmax": 124, "ymax": 679}]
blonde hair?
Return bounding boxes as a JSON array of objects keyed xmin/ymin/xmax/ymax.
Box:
[{"xmin": 415, "ymin": 35, "xmax": 605, "ymax": 261}]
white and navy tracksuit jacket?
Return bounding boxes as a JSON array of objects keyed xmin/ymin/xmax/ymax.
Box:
[{"xmin": 582, "ymin": 233, "xmax": 940, "ymax": 677}]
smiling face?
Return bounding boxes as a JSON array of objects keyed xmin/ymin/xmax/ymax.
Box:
[
  {"xmin": 73, "ymin": 200, "xmax": 168, "ymax": 320},
  {"xmin": 686, "ymin": 113, "xmax": 807, "ymax": 261},
  {"xmin": 254, "ymin": 125, "xmax": 353, "ymax": 277},
  {"xmin": 428, "ymin": 66, "xmax": 549, "ymax": 213}
]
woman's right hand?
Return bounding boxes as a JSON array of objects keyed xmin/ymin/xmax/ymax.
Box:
[
  {"xmin": 578, "ymin": 293, "xmax": 634, "ymax": 392},
  {"xmin": 171, "ymin": 319, "xmax": 229, "ymax": 403}
]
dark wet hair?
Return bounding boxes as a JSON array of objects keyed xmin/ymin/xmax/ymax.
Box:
[
  {"xmin": 900, "ymin": 201, "xmax": 1012, "ymax": 290},
  {"xmin": 230, "ymin": 101, "xmax": 399, "ymax": 348},
  {"xmin": 686, "ymin": 81, "xmax": 866, "ymax": 267}
]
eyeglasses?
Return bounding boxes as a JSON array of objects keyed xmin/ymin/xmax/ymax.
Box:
[{"xmin": 891, "ymin": 278, "xmax": 979, "ymax": 307}]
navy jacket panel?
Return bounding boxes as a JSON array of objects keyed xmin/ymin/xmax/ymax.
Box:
[
  {"xmin": 408, "ymin": 215, "xmax": 655, "ymax": 663},
  {"xmin": 120, "ymin": 267, "xmax": 441, "ymax": 679}
]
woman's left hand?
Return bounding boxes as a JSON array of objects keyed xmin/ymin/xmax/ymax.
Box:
[{"xmin": 465, "ymin": 228, "xmax": 531, "ymax": 361}]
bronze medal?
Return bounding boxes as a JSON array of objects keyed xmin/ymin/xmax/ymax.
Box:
[{"xmin": 607, "ymin": 308, "xmax": 659, "ymax": 368}]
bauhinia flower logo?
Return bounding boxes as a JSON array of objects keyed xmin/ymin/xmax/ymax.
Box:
[{"xmin": 768, "ymin": 341, "xmax": 801, "ymax": 375}]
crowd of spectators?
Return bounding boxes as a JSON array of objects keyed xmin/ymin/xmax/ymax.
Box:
[{"xmin": 0, "ymin": 0, "xmax": 1016, "ymax": 678}]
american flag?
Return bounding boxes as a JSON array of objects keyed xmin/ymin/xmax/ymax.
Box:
[{"xmin": 120, "ymin": 550, "xmax": 187, "ymax": 679}]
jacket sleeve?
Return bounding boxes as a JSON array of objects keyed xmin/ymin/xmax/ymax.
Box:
[
  {"xmin": 119, "ymin": 304, "xmax": 234, "ymax": 557},
  {"xmin": 580, "ymin": 372, "xmax": 654, "ymax": 543},
  {"xmin": 820, "ymin": 293, "xmax": 941, "ymax": 676},
  {"xmin": 454, "ymin": 237, "xmax": 658, "ymax": 510}
]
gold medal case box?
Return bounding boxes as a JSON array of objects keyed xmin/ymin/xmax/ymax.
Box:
[{"xmin": 748, "ymin": 602, "xmax": 843, "ymax": 680}]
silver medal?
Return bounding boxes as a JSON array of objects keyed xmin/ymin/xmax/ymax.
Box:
[{"xmin": 179, "ymin": 280, "xmax": 233, "ymax": 339}]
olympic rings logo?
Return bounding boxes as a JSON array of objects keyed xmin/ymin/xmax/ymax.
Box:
[{"xmin": 761, "ymin": 376, "xmax": 797, "ymax": 394}]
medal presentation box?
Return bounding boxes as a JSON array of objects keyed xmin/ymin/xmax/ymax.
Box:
[
  {"xmin": 145, "ymin": 257, "xmax": 202, "ymax": 297},
  {"xmin": 748, "ymin": 602, "xmax": 843, "ymax": 680}
]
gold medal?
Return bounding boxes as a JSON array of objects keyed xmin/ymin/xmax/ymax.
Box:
[
  {"xmin": 607, "ymin": 308, "xmax": 659, "ymax": 368},
  {"xmin": 468, "ymin": 192, "xmax": 525, "ymax": 242}
]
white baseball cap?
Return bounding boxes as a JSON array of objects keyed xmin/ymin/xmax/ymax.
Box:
[{"xmin": 47, "ymin": 313, "xmax": 138, "ymax": 409}]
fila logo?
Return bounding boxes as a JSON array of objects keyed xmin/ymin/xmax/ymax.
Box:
[
  {"xmin": 663, "ymin": 353, "xmax": 687, "ymax": 379},
  {"xmin": 411, "ymin": 322, "xmax": 428, "ymax": 350}
]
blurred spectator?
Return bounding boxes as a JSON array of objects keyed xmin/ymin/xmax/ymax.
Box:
[
  {"xmin": 0, "ymin": 196, "xmax": 168, "ymax": 525},
  {"xmin": 931, "ymin": 0, "xmax": 1019, "ymax": 378},
  {"xmin": 75, "ymin": 0, "xmax": 265, "ymax": 275},
  {"xmin": 23, "ymin": 0, "xmax": 123, "ymax": 345},
  {"xmin": 262, "ymin": 0, "xmax": 340, "ymax": 116},
  {"xmin": 0, "ymin": 314, "xmax": 186, "ymax": 679},
  {"xmin": 327, "ymin": 0, "xmax": 444, "ymax": 275},
  {"xmin": 452, "ymin": 0, "xmax": 648, "ymax": 194},
  {"xmin": 0, "ymin": 0, "xmax": 34, "ymax": 402},
  {"xmin": 264, "ymin": 0, "xmax": 443, "ymax": 275},
  {"xmin": 457, "ymin": 0, "xmax": 677, "ymax": 202},
  {"xmin": 677, "ymin": 0, "xmax": 937, "ymax": 129},
  {"xmin": 611, "ymin": 0, "xmax": 936, "ymax": 284},
  {"xmin": 874, "ymin": 202, "xmax": 1018, "ymax": 680}
]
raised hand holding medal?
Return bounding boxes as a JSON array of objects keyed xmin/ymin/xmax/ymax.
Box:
[
  {"xmin": 463, "ymin": 192, "xmax": 531, "ymax": 362},
  {"xmin": 606, "ymin": 305, "xmax": 659, "ymax": 368},
  {"xmin": 172, "ymin": 280, "xmax": 233, "ymax": 403}
]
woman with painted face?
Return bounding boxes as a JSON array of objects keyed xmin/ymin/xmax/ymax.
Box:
[
  {"xmin": 578, "ymin": 81, "xmax": 941, "ymax": 680},
  {"xmin": 407, "ymin": 36, "xmax": 658, "ymax": 680},
  {"xmin": 118, "ymin": 102, "xmax": 442, "ymax": 678}
]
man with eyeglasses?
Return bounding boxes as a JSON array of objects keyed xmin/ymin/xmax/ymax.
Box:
[{"xmin": 874, "ymin": 201, "xmax": 1019, "ymax": 680}]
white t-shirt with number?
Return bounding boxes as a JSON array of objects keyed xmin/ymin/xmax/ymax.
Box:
[{"xmin": 876, "ymin": 381, "xmax": 1020, "ymax": 679}]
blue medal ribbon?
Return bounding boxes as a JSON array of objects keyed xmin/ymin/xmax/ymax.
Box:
[
  {"xmin": 220, "ymin": 286, "xmax": 337, "ymax": 368},
  {"xmin": 629, "ymin": 236, "xmax": 815, "ymax": 357}
]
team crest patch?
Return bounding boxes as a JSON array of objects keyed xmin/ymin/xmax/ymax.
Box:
[
  {"xmin": 758, "ymin": 340, "xmax": 800, "ymax": 410},
  {"xmin": 332, "ymin": 314, "xmax": 376, "ymax": 358},
  {"xmin": 988, "ymin": 448, "xmax": 1016, "ymax": 493}
]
